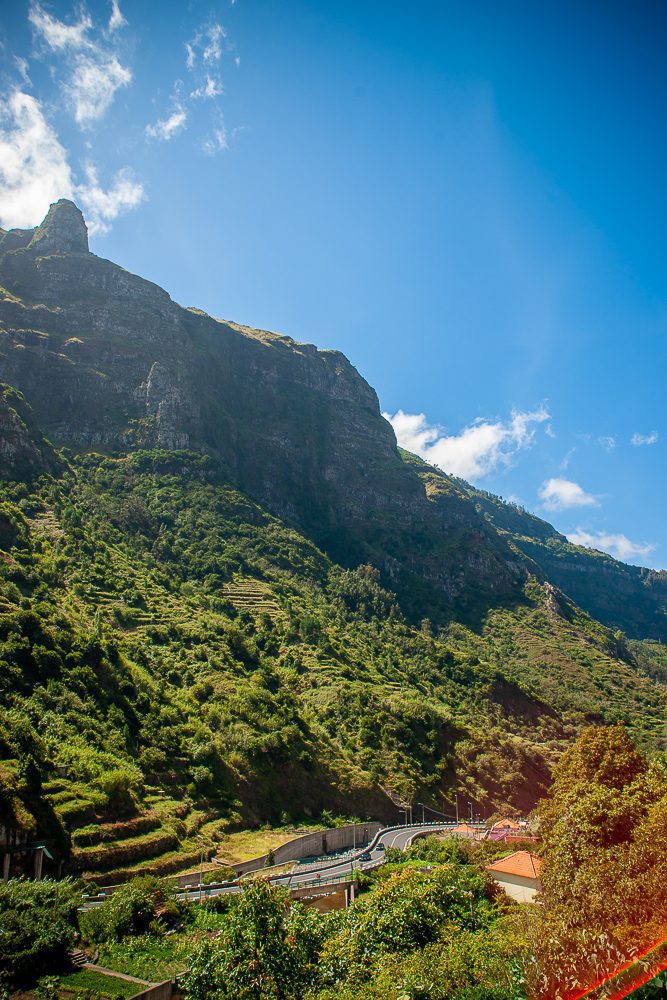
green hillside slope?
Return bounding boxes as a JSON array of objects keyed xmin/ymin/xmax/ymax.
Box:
[
  {"xmin": 1, "ymin": 447, "xmax": 665, "ymax": 878},
  {"xmin": 1, "ymin": 201, "xmax": 666, "ymax": 881}
]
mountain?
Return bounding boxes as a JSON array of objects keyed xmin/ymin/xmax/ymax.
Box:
[{"xmin": 0, "ymin": 201, "xmax": 665, "ymax": 881}]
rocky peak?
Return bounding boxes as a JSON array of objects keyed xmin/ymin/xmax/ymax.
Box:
[{"xmin": 28, "ymin": 199, "xmax": 89, "ymax": 256}]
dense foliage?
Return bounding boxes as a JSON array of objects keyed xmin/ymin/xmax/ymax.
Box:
[
  {"xmin": 529, "ymin": 727, "xmax": 667, "ymax": 999},
  {"xmin": 1, "ymin": 451, "xmax": 665, "ymax": 880},
  {"xmin": 184, "ymin": 866, "xmax": 520, "ymax": 1000},
  {"xmin": 0, "ymin": 877, "xmax": 81, "ymax": 984}
]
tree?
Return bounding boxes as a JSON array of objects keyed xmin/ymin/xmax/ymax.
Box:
[
  {"xmin": 0, "ymin": 878, "xmax": 80, "ymax": 985},
  {"xmin": 529, "ymin": 726, "xmax": 667, "ymax": 999},
  {"xmin": 185, "ymin": 877, "xmax": 323, "ymax": 1000}
]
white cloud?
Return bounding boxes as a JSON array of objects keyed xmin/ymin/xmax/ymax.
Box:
[
  {"xmin": 66, "ymin": 54, "xmax": 131, "ymax": 126},
  {"xmin": 29, "ymin": 1, "xmax": 131, "ymax": 128},
  {"xmin": 146, "ymin": 108, "xmax": 188, "ymax": 141},
  {"xmin": 14, "ymin": 56, "xmax": 32, "ymax": 86},
  {"xmin": 538, "ymin": 477, "xmax": 598, "ymax": 512},
  {"xmin": 76, "ymin": 162, "xmax": 144, "ymax": 235},
  {"xmin": 0, "ymin": 91, "xmax": 74, "ymax": 229},
  {"xmin": 185, "ymin": 23, "xmax": 227, "ymax": 70},
  {"xmin": 597, "ymin": 435, "xmax": 616, "ymax": 452},
  {"xmin": 191, "ymin": 77, "xmax": 224, "ymax": 99},
  {"xmin": 631, "ymin": 431, "xmax": 658, "ymax": 446},
  {"xmin": 545, "ymin": 423, "xmax": 556, "ymax": 439},
  {"xmin": 108, "ymin": 0, "xmax": 126, "ymax": 31},
  {"xmin": 203, "ymin": 24, "xmax": 226, "ymax": 63},
  {"xmin": 202, "ymin": 120, "xmax": 229, "ymax": 154},
  {"xmin": 559, "ymin": 446, "xmax": 576, "ymax": 471},
  {"xmin": 29, "ymin": 3, "xmax": 92, "ymax": 51},
  {"xmin": 384, "ymin": 406, "xmax": 549, "ymax": 482},
  {"xmin": 567, "ymin": 529, "xmax": 655, "ymax": 565},
  {"xmin": 0, "ymin": 91, "xmax": 142, "ymax": 235}
]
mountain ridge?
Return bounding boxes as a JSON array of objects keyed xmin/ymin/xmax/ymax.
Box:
[{"xmin": 0, "ymin": 200, "xmax": 665, "ymax": 875}]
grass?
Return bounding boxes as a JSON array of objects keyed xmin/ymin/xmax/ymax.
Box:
[
  {"xmin": 55, "ymin": 968, "xmax": 143, "ymax": 998},
  {"xmin": 95, "ymin": 912, "xmax": 228, "ymax": 982},
  {"xmin": 215, "ymin": 824, "xmax": 324, "ymax": 865}
]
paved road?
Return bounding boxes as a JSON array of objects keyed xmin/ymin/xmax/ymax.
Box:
[
  {"xmin": 177, "ymin": 822, "xmax": 470, "ymax": 903},
  {"xmin": 84, "ymin": 822, "xmax": 484, "ymax": 907}
]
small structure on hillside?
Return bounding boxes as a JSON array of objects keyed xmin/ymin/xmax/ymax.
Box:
[
  {"xmin": 449, "ymin": 823, "xmax": 480, "ymax": 840},
  {"xmin": 487, "ymin": 818, "xmax": 523, "ymax": 841},
  {"xmin": 485, "ymin": 851, "xmax": 542, "ymax": 903}
]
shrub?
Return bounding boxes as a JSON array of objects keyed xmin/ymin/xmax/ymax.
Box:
[{"xmin": 0, "ymin": 878, "xmax": 80, "ymax": 985}]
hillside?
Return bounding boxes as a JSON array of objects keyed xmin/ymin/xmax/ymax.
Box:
[{"xmin": 1, "ymin": 201, "xmax": 666, "ymax": 879}]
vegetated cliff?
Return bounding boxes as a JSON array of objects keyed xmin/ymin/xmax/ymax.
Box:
[
  {"xmin": 0, "ymin": 202, "xmax": 665, "ymax": 876},
  {"xmin": 0, "ymin": 201, "xmax": 523, "ymax": 628},
  {"xmin": 466, "ymin": 485, "xmax": 667, "ymax": 642}
]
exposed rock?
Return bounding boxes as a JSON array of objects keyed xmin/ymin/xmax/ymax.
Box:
[{"xmin": 28, "ymin": 199, "xmax": 89, "ymax": 256}]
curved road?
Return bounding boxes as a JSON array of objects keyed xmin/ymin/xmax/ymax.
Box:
[
  {"xmin": 83, "ymin": 822, "xmax": 482, "ymax": 907},
  {"xmin": 177, "ymin": 822, "xmax": 469, "ymax": 903}
]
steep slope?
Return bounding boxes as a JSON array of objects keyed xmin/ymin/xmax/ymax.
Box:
[
  {"xmin": 466, "ymin": 482, "xmax": 667, "ymax": 642},
  {"xmin": 1, "ymin": 201, "xmax": 666, "ymax": 878},
  {"xmin": 0, "ymin": 201, "xmax": 524, "ymax": 627},
  {"xmin": 2, "ymin": 450, "xmax": 665, "ymax": 880}
]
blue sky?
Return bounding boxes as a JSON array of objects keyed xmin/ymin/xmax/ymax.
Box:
[{"xmin": 1, "ymin": 0, "xmax": 665, "ymax": 568}]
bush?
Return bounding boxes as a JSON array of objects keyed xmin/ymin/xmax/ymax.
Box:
[
  {"xmin": 0, "ymin": 878, "xmax": 80, "ymax": 985},
  {"xmin": 79, "ymin": 875, "xmax": 174, "ymax": 944}
]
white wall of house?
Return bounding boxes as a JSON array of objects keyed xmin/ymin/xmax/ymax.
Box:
[{"xmin": 489, "ymin": 871, "xmax": 541, "ymax": 903}]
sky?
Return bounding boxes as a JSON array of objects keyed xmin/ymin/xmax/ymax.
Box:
[{"xmin": 0, "ymin": 0, "xmax": 665, "ymax": 569}]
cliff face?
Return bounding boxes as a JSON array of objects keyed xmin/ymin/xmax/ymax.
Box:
[
  {"xmin": 0, "ymin": 201, "xmax": 521, "ymax": 621},
  {"xmin": 468, "ymin": 487, "xmax": 667, "ymax": 641}
]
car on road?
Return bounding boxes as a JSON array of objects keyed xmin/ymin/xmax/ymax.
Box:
[{"xmin": 358, "ymin": 851, "xmax": 372, "ymax": 861}]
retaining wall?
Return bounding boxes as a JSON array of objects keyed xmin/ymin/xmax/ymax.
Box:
[
  {"xmin": 129, "ymin": 982, "xmax": 173, "ymax": 1000},
  {"xmin": 234, "ymin": 823, "xmax": 381, "ymax": 875}
]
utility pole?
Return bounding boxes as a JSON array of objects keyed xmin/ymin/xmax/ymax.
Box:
[
  {"xmin": 469, "ymin": 801, "xmax": 473, "ymax": 823},
  {"xmin": 455, "ymin": 793, "xmax": 459, "ymax": 824},
  {"xmin": 421, "ymin": 802, "xmax": 425, "ymax": 824}
]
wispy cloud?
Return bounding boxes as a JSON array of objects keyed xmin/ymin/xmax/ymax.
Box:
[
  {"xmin": 538, "ymin": 477, "xmax": 598, "ymax": 512},
  {"xmin": 191, "ymin": 77, "xmax": 224, "ymax": 100},
  {"xmin": 146, "ymin": 108, "xmax": 188, "ymax": 141},
  {"xmin": 597, "ymin": 435, "xmax": 616, "ymax": 452},
  {"xmin": 108, "ymin": 0, "xmax": 126, "ymax": 32},
  {"xmin": 185, "ymin": 22, "xmax": 227, "ymax": 70},
  {"xmin": 0, "ymin": 90, "xmax": 142, "ymax": 235},
  {"xmin": 29, "ymin": 1, "xmax": 132, "ymax": 128},
  {"xmin": 559, "ymin": 446, "xmax": 576, "ymax": 471},
  {"xmin": 631, "ymin": 431, "xmax": 658, "ymax": 446},
  {"xmin": 77, "ymin": 162, "xmax": 144, "ymax": 235},
  {"xmin": 567, "ymin": 528, "xmax": 655, "ymax": 565},
  {"xmin": 28, "ymin": 3, "xmax": 93, "ymax": 51},
  {"xmin": 0, "ymin": 90, "xmax": 73, "ymax": 230},
  {"xmin": 66, "ymin": 55, "xmax": 131, "ymax": 126},
  {"xmin": 202, "ymin": 120, "xmax": 229, "ymax": 154},
  {"xmin": 384, "ymin": 406, "xmax": 550, "ymax": 482}
]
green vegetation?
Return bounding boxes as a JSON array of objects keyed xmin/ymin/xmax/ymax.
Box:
[
  {"xmin": 184, "ymin": 865, "xmax": 519, "ymax": 1000},
  {"xmin": 1, "ymin": 449, "xmax": 666, "ymax": 879},
  {"xmin": 52, "ymin": 968, "xmax": 140, "ymax": 998},
  {"xmin": 527, "ymin": 726, "xmax": 667, "ymax": 998},
  {"xmin": 0, "ymin": 877, "xmax": 81, "ymax": 984}
]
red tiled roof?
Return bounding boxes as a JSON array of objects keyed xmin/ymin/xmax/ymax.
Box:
[
  {"xmin": 490, "ymin": 818, "xmax": 522, "ymax": 832},
  {"xmin": 451, "ymin": 823, "xmax": 477, "ymax": 835},
  {"xmin": 486, "ymin": 851, "xmax": 542, "ymax": 879}
]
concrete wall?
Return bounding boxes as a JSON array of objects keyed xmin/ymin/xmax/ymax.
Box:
[
  {"xmin": 489, "ymin": 871, "xmax": 541, "ymax": 903},
  {"xmin": 235, "ymin": 823, "xmax": 381, "ymax": 876},
  {"xmin": 129, "ymin": 982, "xmax": 173, "ymax": 1000}
]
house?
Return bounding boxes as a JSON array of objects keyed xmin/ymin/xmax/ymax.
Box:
[
  {"xmin": 449, "ymin": 823, "xmax": 479, "ymax": 840},
  {"xmin": 485, "ymin": 851, "xmax": 542, "ymax": 903},
  {"xmin": 487, "ymin": 818, "xmax": 524, "ymax": 841}
]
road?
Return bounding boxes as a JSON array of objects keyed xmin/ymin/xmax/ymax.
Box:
[
  {"xmin": 176, "ymin": 822, "xmax": 471, "ymax": 903},
  {"xmin": 83, "ymin": 822, "xmax": 484, "ymax": 907}
]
